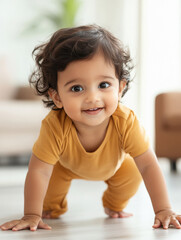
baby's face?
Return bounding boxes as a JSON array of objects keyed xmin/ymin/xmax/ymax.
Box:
[{"xmin": 54, "ymin": 52, "xmax": 125, "ymax": 129}]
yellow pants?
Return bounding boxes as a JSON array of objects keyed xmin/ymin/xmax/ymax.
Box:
[{"xmin": 43, "ymin": 155, "xmax": 142, "ymax": 218}]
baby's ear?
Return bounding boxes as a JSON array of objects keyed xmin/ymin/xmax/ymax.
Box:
[
  {"xmin": 118, "ymin": 79, "xmax": 127, "ymax": 98},
  {"xmin": 48, "ymin": 88, "xmax": 63, "ymax": 108}
]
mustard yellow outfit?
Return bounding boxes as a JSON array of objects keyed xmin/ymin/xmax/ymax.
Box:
[{"xmin": 33, "ymin": 104, "xmax": 149, "ymax": 218}]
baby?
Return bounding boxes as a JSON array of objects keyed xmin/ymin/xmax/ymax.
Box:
[{"xmin": 0, "ymin": 24, "xmax": 181, "ymax": 231}]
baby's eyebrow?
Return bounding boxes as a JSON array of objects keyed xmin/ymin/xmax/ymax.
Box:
[
  {"xmin": 99, "ymin": 75, "xmax": 115, "ymax": 80},
  {"xmin": 64, "ymin": 79, "xmax": 79, "ymax": 87}
]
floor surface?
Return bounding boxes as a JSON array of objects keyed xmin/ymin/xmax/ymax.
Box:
[{"xmin": 0, "ymin": 159, "xmax": 181, "ymax": 240}]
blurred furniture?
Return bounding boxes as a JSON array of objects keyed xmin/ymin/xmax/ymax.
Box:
[
  {"xmin": 155, "ymin": 92, "xmax": 181, "ymax": 171},
  {"xmin": 0, "ymin": 85, "xmax": 48, "ymax": 161}
]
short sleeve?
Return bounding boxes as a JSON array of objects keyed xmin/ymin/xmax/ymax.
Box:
[
  {"xmin": 32, "ymin": 119, "xmax": 61, "ymax": 165},
  {"xmin": 122, "ymin": 111, "xmax": 150, "ymax": 158}
]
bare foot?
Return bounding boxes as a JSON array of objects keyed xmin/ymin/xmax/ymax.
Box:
[
  {"xmin": 42, "ymin": 211, "xmax": 59, "ymax": 219},
  {"xmin": 104, "ymin": 207, "xmax": 133, "ymax": 218}
]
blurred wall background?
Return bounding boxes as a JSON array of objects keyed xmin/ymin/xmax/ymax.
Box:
[{"xmin": 0, "ymin": 0, "xmax": 181, "ymax": 147}]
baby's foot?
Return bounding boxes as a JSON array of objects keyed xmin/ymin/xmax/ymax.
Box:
[
  {"xmin": 42, "ymin": 211, "xmax": 59, "ymax": 219},
  {"xmin": 104, "ymin": 207, "xmax": 133, "ymax": 218}
]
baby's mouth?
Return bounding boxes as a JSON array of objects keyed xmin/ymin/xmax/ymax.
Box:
[{"xmin": 83, "ymin": 107, "xmax": 103, "ymax": 115}]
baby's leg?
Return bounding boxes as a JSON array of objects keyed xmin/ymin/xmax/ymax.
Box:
[
  {"xmin": 43, "ymin": 162, "xmax": 81, "ymax": 219},
  {"xmin": 102, "ymin": 154, "xmax": 142, "ymax": 218}
]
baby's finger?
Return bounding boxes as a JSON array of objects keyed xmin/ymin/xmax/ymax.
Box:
[
  {"xmin": 0, "ymin": 220, "xmax": 20, "ymax": 230},
  {"xmin": 153, "ymin": 219, "xmax": 161, "ymax": 228},
  {"xmin": 12, "ymin": 221, "xmax": 30, "ymax": 231},
  {"xmin": 29, "ymin": 224, "xmax": 38, "ymax": 232},
  {"xmin": 170, "ymin": 218, "xmax": 181, "ymax": 229},
  {"xmin": 38, "ymin": 220, "xmax": 52, "ymax": 230},
  {"xmin": 176, "ymin": 215, "xmax": 181, "ymax": 223},
  {"xmin": 162, "ymin": 217, "xmax": 170, "ymax": 229}
]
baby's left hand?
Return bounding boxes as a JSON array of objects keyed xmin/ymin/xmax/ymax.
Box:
[{"xmin": 153, "ymin": 209, "xmax": 181, "ymax": 229}]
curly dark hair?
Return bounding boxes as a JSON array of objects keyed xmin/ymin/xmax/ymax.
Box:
[{"xmin": 29, "ymin": 24, "xmax": 134, "ymax": 109}]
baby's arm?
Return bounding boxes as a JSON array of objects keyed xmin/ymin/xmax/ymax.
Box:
[
  {"xmin": 134, "ymin": 148, "xmax": 181, "ymax": 229},
  {"xmin": 0, "ymin": 154, "xmax": 53, "ymax": 231}
]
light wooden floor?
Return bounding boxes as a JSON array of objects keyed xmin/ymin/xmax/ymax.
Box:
[{"xmin": 0, "ymin": 159, "xmax": 181, "ymax": 240}]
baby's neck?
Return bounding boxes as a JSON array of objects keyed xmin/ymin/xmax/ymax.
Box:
[
  {"xmin": 74, "ymin": 118, "xmax": 109, "ymax": 137},
  {"xmin": 73, "ymin": 119, "xmax": 110, "ymax": 152}
]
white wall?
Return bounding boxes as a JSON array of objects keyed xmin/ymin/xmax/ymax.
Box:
[
  {"xmin": 0, "ymin": 0, "xmax": 52, "ymax": 85},
  {"xmin": 140, "ymin": 0, "xmax": 181, "ymax": 143}
]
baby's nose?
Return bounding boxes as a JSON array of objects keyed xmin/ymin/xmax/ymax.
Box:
[{"xmin": 85, "ymin": 90, "xmax": 100, "ymax": 103}]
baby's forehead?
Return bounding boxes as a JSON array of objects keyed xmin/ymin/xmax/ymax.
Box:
[
  {"xmin": 57, "ymin": 48, "xmax": 115, "ymax": 71},
  {"xmin": 57, "ymin": 54, "xmax": 118, "ymax": 87}
]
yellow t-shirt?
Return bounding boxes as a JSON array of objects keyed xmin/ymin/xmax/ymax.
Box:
[{"xmin": 33, "ymin": 104, "xmax": 149, "ymax": 180}]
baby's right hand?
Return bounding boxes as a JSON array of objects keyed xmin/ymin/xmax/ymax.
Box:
[{"xmin": 0, "ymin": 214, "xmax": 52, "ymax": 231}]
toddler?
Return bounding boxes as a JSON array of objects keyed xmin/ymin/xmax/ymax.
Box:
[{"xmin": 1, "ymin": 24, "xmax": 181, "ymax": 231}]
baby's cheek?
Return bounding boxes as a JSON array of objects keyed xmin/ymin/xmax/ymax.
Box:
[
  {"xmin": 63, "ymin": 104, "xmax": 75, "ymax": 116},
  {"xmin": 108, "ymin": 91, "xmax": 119, "ymax": 104},
  {"xmin": 106, "ymin": 96, "xmax": 118, "ymax": 112}
]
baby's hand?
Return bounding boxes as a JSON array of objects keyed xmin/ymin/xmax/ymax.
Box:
[
  {"xmin": 0, "ymin": 215, "xmax": 51, "ymax": 231},
  {"xmin": 153, "ymin": 209, "xmax": 181, "ymax": 229}
]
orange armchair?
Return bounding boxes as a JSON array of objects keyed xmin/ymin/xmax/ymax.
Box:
[{"xmin": 155, "ymin": 92, "xmax": 181, "ymax": 171}]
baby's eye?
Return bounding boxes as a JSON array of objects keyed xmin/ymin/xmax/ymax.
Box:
[
  {"xmin": 99, "ymin": 82, "xmax": 110, "ymax": 89},
  {"xmin": 71, "ymin": 85, "xmax": 83, "ymax": 92}
]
